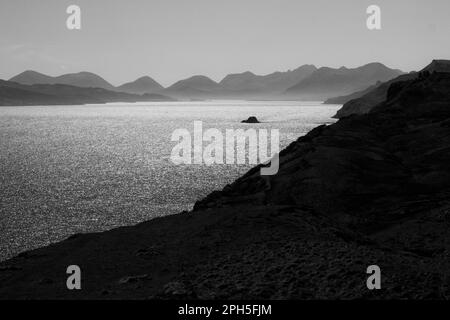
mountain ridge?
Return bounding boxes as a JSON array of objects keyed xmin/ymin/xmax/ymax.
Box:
[
  {"xmin": 284, "ymin": 63, "xmax": 404, "ymax": 100},
  {"xmin": 116, "ymin": 76, "xmax": 164, "ymax": 95},
  {"xmin": 0, "ymin": 80, "xmax": 174, "ymax": 106},
  {"xmin": 7, "ymin": 62, "xmax": 403, "ymax": 101},
  {"xmin": 10, "ymin": 70, "xmax": 116, "ymax": 91}
]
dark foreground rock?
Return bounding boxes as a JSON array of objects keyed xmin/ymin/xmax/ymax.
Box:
[{"xmin": 1, "ymin": 71, "xmax": 450, "ymax": 299}]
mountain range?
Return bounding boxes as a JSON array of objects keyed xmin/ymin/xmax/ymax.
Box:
[
  {"xmin": 0, "ymin": 79, "xmax": 174, "ymax": 106},
  {"xmin": 6, "ymin": 62, "xmax": 404, "ymax": 102},
  {"xmin": 217, "ymin": 64, "xmax": 317, "ymax": 98},
  {"xmin": 10, "ymin": 71, "xmax": 116, "ymax": 91}
]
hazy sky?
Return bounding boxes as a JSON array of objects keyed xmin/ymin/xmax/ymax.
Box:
[{"xmin": 0, "ymin": 0, "xmax": 449, "ymax": 86}]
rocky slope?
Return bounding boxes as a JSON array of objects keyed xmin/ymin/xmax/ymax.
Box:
[
  {"xmin": 0, "ymin": 71, "xmax": 449, "ymax": 299},
  {"xmin": 324, "ymin": 82, "xmax": 380, "ymax": 105},
  {"xmin": 333, "ymin": 73, "xmax": 416, "ymax": 118},
  {"xmin": 334, "ymin": 60, "xmax": 450, "ymax": 119}
]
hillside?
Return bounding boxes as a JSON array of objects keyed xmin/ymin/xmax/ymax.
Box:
[
  {"xmin": 324, "ymin": 82, "xmax": 381, "ymax": 104},
  {"xmin": 0, "ymin": 80, "xmax": 174, "ymax": 106},
  {"xmin": 0, "ymin": 68, "xmax": 449, "ymax": 299},
  {"xmin": 10, "ymin": 71, "xmax": 116, "ymax": 91}
]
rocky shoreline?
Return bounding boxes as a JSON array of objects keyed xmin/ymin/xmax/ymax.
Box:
[{"xmin": 1, "ymin": 71, "xmax": 450, "ymax": 299}]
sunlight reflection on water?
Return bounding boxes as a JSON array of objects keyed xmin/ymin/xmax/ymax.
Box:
[{"xmin": 0, "ymin": 101, "xmax": 340, "ymax": 260}]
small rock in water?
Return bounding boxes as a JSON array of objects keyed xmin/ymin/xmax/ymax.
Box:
[{"xmin": 241, "ymin": 116, "xmax": 260, "ymax": 123}]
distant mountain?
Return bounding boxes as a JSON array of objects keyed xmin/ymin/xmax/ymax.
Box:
[
  {"xmin": 0, "ymin": 82, "xmax": 65, "ymax": 106},
  {"xmin": 54, "ymin": 72, "xmax": 116, "ymax": 90},
  {"xmin": 162, "ymin": 65, "xmax": 317, "ymax": 99},
  {"xmin": 0, "ymin": 80, "xmax": 174, "ymax": 106},
  {"xmin": 8, "ymin": 70, "xmax": 54, "ymax": 85},
  {"xmin": 163, "ymin": 75, "xmax": 221, "ymax": 98},
  {"xmin": 333, "ymin": 60, "xmax": 450, "ymax": 118},
  {"xmin": 284, "ymin": 63, "xmax": 404, "ymax": 100},
  {"xmin": 219, "ymin": 65, "xmax": 317, "ymax": 98},
  {"xmin": 220, "ymin": 71, "xmax": 261, "ymax": 92},
  {"xmin": 116, "ymin": 76, "xmax": 164, "ymax": 94},
  {"xmin": 7, "ymin": 63, "xmax": 405, "ymax": 101},
  {"xmin": 10, "ymin": 71, "xmax": 116, "ymax": 90}
]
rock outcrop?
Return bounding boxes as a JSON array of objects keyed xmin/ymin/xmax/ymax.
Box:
[{"xmin": 241, "ymin": 116, "xmax": 260, "ymax": 123}]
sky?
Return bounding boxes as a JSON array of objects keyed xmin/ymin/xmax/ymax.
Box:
[{"xmin": 0, "ymin": 0, "xmax": 449, "ymax": 87}]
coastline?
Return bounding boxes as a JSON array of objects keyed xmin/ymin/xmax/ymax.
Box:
[{"xmin": 1, "ymin": 73, "xmax": 450, "ymax": 299}]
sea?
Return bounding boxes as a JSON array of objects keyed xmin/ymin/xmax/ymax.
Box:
[{"xmin": 0, "ymin": 101, "xmax": 341, "ymax": 261}]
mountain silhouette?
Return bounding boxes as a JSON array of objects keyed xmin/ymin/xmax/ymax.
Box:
[
  {"xmin": 0, "ymin": 80, "xmax": 174, "ymax": 106},
  {"xmin": 10, "ymin": 71, "xmax": 116, "ymax": 90},
  {"xmin": 8, "ymin": 70, "xmax": 55, "ymax": 85},
  {"xmin": 163, "ymin": 75, "xmax": 221, "ymax": 98},
  {"xmin": 285, "ymin": 63, "xmax": 404, "ymax": 100},
  {"xmin": 116, "ymin": 76, "xmax": 164, "ymax": 94},
  {"xmin": 7, "ymin": 63, "xmax": 404, "ymax": 101},
  {"xmin": 219, "ymin": 65, "xmax": 317, "ymax": 98}
]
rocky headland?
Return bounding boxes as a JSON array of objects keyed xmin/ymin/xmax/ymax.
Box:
[
  {"xmin": 333, "ymin": 60, "xmax": 450, "ymax": 119},
  {"xmin": 0, "ymin": 69, "xmax": 449, "ymax": 299}
]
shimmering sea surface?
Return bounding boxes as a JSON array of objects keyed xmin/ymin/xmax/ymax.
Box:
[{"xmin": 0, "ymin": 101, "xmax": 340, "ymax": 261}]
